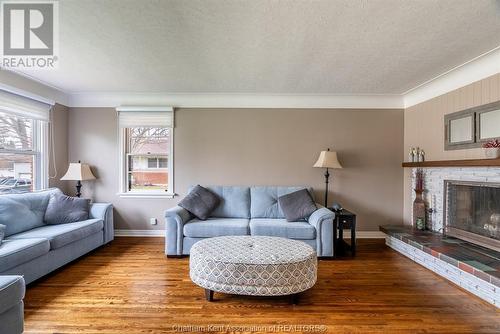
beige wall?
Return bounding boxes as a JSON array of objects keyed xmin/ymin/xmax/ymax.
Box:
[
  {"xmin": 67, "ymin": 107, "xmax": 404, "ymax": 231},
  {"xmin": 48, "ymin": 103, "xmax": 69, "ymax": 193},
  {"xmin": 403, "ymin": 73, "xmax": 500, "ymax": 223}
]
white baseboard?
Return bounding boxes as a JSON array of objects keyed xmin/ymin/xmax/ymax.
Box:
[
  {"xmin": 114, "ymin": 229, "xmax": 385, "ymax": 238},
  {"xmin": 115, "ymin": 229, "xmax": 164, "ymax": 237},
  {"xmin": 350, "ymin": 231, "xmax": 385, "ymax": 239}
]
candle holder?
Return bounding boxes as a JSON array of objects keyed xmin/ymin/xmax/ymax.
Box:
[{"xmin": 426, "ymin": 207, "xmax": 434, "ymax": 231}]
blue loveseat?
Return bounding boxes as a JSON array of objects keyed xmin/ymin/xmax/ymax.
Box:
[
  {"xmin": 165, "ymin": 186, "xmax": 335, "ymax": 257},
  {"xmin": 0, "ymin": 188, "xmax": 114, "ymax": 284}
]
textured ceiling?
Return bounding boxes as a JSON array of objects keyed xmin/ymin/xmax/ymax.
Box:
[{"xmin": 16, "ymin": 0, "xmax": 500, "ymax": 94}]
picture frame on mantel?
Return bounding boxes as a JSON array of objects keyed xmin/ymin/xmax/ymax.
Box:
[{"xmin": 444, "ymin": 100, "xmax": 500, "ymax": 151}]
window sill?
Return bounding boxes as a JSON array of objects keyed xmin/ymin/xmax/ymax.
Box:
[{"xmin": 117, "ymin": 192, "xmax": 176, "ymax": 199}]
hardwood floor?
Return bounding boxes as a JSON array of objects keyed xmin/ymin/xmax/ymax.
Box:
[{"xmin": 24, "ymin": 238, "xmax": 499, "ymax": 334}]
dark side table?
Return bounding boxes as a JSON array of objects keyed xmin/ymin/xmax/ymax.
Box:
[{"xmin": 333, "ymin": 209, "xmax": 357, "ymax": 256}]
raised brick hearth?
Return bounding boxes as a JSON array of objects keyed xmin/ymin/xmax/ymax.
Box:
[{"xmin": 380, "ymin": 225, "xmax": 499, "ymax": 307}]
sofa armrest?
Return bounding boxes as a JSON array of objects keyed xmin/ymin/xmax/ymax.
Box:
[
  {"xmin": 164, "ymin": 206, "xmax": 192, "ymax": 256},
  {"xmin": 90, "ymin": 203, "xmax": 114, "ymax": 244},
  {"xmin": 0, "ymin": 275, "xmax": 25, "ymax": 315},
  {"xmin": 0, "ymin": 275, "xmax": 24, "ymax": 334},
  {"xmin": 308, "ymin": 205, "xmax": 335, "ymax": 257}
]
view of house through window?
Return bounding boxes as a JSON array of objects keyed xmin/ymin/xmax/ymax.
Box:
[
  {"xmin": 0, "ymin": 111, "xmax": 36, "ymax": 194},
  {"xmin": 126, "ymin": 127, "xmax": 170, "ymax": 192}
]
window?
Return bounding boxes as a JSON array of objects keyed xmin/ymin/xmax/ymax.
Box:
[
  {"xmin": 158, "ymin": 157, "xmax": 168, "ymax": 168},
  {"xmin": 147, "ymin": 157, "xmax": 168, "ymax": 169},
  {"xmin": 0, "ymin": 90, "xmax": 52, "ymax": 194},
  {"xmin": 117, "ymin": 107, "xmax": 174, "ymax": 197},
  {"xmin": 147, "ymin": 157, "xmax": 158, "ymax": 169},
  {"xmin": 126, "ymin": 128, "xmax": 170, "ymax": 192}
]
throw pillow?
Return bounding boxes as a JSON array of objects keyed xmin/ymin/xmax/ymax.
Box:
[
  {"xmin": 44, "ymin": 193, "xmax": 90, "ymax": 225},
  {"xmin": 179, "ymin": 185, "xmax": 220, "ymax": 220},
  {"xmin": 278, "ymin": 189, "xmax": 317, "ymax": 222},
  {"xmin": 0, "ymin": 224, "xmax": 5, "ymax": 244}
]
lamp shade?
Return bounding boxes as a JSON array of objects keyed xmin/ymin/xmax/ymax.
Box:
[
  {"xmin": 313, "ymin": 150, "xmax": 343, "ymax": 169},
  {"xmin": 61, "ymin": 162, "xmax": 96, "ymax": 181}
]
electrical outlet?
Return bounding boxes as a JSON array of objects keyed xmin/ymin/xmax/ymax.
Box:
[{"xmin": 149, "ymin": 218, "xmax": 157, "ymax": 225}]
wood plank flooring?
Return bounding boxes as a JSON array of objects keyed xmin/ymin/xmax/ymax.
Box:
[{"xmin": 23, "ymin": 237, "xmax": 500, "ymax": 333}]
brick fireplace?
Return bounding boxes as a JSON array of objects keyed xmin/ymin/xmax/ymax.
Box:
[
  {"xmin": 380, "ymin": 166, "xmax": 500, "ymax": 307},
  {"xmin": 411, "ymin": 167, "xmax": 500, "ymax": 235}
]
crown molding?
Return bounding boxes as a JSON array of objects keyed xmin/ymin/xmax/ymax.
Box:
[
  {"xmin": 2, "ymin": 47, "xmax": 499, "ymax": 110},
  {"xmin": 403, "ymin": 46, "xmax": 500, "ymax": 108},
  {"xmin": 0, "ymin": 68, "xmax": 69, "ymax": 105},
  {"xmin": 68, "ymin": 92, "xmax": 404, "ymax": 109}
]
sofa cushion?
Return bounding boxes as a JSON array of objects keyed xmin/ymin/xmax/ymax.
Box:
[
  {"xmin": 278, "ymin": 189, "xmax": 317, "ymax": 222},
  {"xmin": 0, "ymin": 238, "xmax": 49, "ymax": 271},
  {"xmin": 250, "ymin": 186, "xmax": 313, "ymax": 219},
  {"xmin": 249, "ymin": 219, "xmax": 316, "ymax": 240},
  {"xmin": 0, "ymin": 188, "xmax": 61, "ymax": 237},
  {"xmin": 203, "ymin": 186, "xmax": 250, "ymax": 218},
  {"xmin": 179, "ymin": 185, "xmax": 220, "ymax": 220},
  {"xmin": 183, "ymin": 218, "xmax": 249, "ymax": 238},
  {"xmin": 44, "ymin": 193, "xmax": 90, "ymax": 225},
  {"xmin": 8, "ymin": 219, "xmax": 103, "ymax": 250},
  {"xmin": 0, "ymin": 276, "xmax": 25, "ymax": 315}
]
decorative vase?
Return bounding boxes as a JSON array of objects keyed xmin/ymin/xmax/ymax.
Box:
[
  {"xmin": 413, "ymin": 190, "xmax": 426, "ymax": 230},
  {"xmin": 484, "ymin": 148, "xmax": 500, "ymax": 159}
]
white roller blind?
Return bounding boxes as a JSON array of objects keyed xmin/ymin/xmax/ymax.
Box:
[
  {"xmin": 0, "ymin": 89, "xmax": 53, "ymax": 121},
  {"xmin": 117, "ymin": 106, "xmax": 174, "ymax": 128}
]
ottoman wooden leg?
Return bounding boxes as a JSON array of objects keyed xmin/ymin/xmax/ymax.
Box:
[
  {"xmin": 205, "ymin": 289, "xmax": 214, "ymax": 302},
  {"xmin": 290, "ymin": 293, "xmax": 299, "ymax": 305}
]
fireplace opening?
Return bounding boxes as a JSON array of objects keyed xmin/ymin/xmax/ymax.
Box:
[{"xmin": 444, "ymin": 180, "xmax": 500, "ymax": 252}]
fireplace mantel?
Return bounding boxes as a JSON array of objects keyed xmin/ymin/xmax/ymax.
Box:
[{"xmin": 402, "ymin": 158, "xmax": 500, "ymax": 168}]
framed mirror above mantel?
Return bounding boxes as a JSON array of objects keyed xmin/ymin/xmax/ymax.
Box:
[{"xmin": 445, "ymin": 100, "xmax": 500, "ymax": 150}]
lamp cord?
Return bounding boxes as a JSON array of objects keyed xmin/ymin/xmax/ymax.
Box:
[{"xmin": 48, "ymin": 106, "xmax": 57, "ymax": 179}]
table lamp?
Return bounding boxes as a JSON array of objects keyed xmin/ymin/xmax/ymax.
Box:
[
  {"xmin": 313, "ymin": 148, "xmax": 343, "ymax": 207},
  {"xmin": 61, "ymin": 161, "xmax": 96, "ymax": 197}
]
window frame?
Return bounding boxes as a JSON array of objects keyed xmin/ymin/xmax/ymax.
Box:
[
  {"xmin": 0, "ymin": 115, "xmax": 48, "ymax": 192},
  {"xmin": 118, "ymin": 126, "xmax": 174, "ymax": 198}
]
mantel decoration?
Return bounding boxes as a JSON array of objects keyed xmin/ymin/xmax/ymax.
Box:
[
  {"xmin": 413, "ymin": 168, "xmax": 426, "ymax": 230},
  {"xmin": 61, "ymin": 161, "xmax": 96, "ymax": 197},
  {"xmin": 408, "ymin": 147, "xmax": 425, "ymax": 162},
  {"xmin": 483, "ymin": 139, "xmax": 500, "ymax": 159},
  {"xmin": 313, "ymin": 148, "xmax": 343, "ymax": 207}
]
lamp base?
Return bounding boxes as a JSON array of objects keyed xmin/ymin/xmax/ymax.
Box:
[
  {"xmin": 324, "ymin": 168, "xmax": 330, "ymax": 207},
  {"xmin": 75, "ymin": 181, "xmax": 82, "ymax": 198}
]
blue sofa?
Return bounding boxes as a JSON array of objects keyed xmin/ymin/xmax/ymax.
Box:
[
  {"xmin": 0, "ymin": 188, "xmax": 114, "ymax": 284},
  {"xmin": 0, "ymin": 276, "xmax": 25, "ymax": 334},
  {"xmin": 165, "ymin": 186, "xmax": 335, "ymax": 257}
]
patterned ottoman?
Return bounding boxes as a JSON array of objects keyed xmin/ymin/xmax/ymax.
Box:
[{"xmin": 189, "ymin": 236, "xmax": 317, "ymax": 303}]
